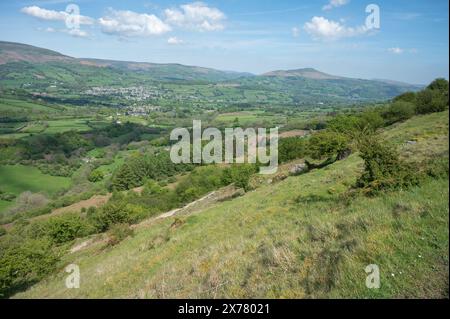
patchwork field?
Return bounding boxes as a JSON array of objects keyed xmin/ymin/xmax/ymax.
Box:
[
  {"xmin": 43, "ymin": 119, "xmax": 93, "ymax": 134},
  {"xmin": 213, "ymin": 111, "xmax": 286, "ymax": 126},
  {"xmin": 0, "ymin": 97, "xmax": 61, "ymax": 113},
  {"xmin": 0, "ymin": 165, "xmax": 71, "ymax": 198}
]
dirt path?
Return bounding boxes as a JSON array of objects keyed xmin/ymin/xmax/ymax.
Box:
[
  {"xmin": 70, "ymin": 185, "xmax": 240, "ymax": 253},
  {"xmin": 135, "ymin": 185, "xmax": 238, "ymax": 229}
]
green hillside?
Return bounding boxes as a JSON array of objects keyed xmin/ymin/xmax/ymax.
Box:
[
  {"xmin": 0, "ymin": 41, "xmax": 422, "ymax": 107},
  {"xmin": 0, "ymin": 41, "xmax": 249, "ymax": 85},
  {"xmin": 12, "ymin": 111, "xmax": 449, "ymax": 298}
]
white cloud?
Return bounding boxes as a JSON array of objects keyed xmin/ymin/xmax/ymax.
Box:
[
  {"xmin": 388, "ymin": 47, "xmax": 404, "ymax": 54},
  {"xmin": 167, "ymin": 37, "xmax": 185, "ymax": 45},
  {"xmin": 64, "ymin": 28, "xmax": 89, "ymax": 38},
  {"xmin": 21, "ymin": 5, "xmax": 94, "ymax": 25},
  {"xmin": 292, "ymin": 27, "xmax": 300, "ymax": 38},
  {"xmin": 164, "ymin": 2, "xmax": 226, "ymax": 31},
  {"xmin": 304, "ymin": 16, "xmax": 368, "ymax": 40},
  {"xmin": 322, "ymin": 0, "xmax": 350, "ymax": 11},
  {"xmin": 98, "ymin": 9, "xmax": 171, "ymax": 37}
]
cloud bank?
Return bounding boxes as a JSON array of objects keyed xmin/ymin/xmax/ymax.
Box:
[{"xmin": 304, "ymin": 16, "xmax": 368, "ymax": 40}]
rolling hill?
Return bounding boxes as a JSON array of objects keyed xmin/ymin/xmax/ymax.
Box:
[
  {"xmin": 0, "ymin": 41, "xmax": 249, "ymax": 83},
  {"xmin": 0, "ymin": 41, "xmax": 422, "ymax": 105}
]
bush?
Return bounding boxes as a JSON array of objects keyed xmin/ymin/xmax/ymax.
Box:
[
  {"xmin": 0, "ymin": 237, "xmax": 59, "ymax": 298},
  {"xmin": 393, "ymin": 91, "xmax": 416, "ymax": 103},
  {"xmin": 416, "ymin": 89, "xmax": 448, "ymax": 114},
  {"xmin": 142, "ymin": 179, "xmax": 165, "ymax": 197},
  {"xmin": 45, "ymin": 214, "xmax": 92, "ymax": 244},
  {"xmin": 0, "ymin": 192, "xmax": 16, "ymax": 202},
  {"xmin": 382, "ymin": 101, "xmax": 415, "ymax": 124},
  {"xmin": 307, "ymin": 131, "xmax": 350, "ymax": 160},
  {"xmin": 356, "ymin": 136, "xmax": 420, "ymax": 193},
  {"xmin": 107, "ymin": 223, "xmax": 134, "ymax": 246},
  {"xmin": 88, "ymin": 169, "xmax": 104, "ymax": 183},
  {"xmin": 0, "ymin": 227, "xmax": 6, "ymax": 237},
  {"xmin": 176, "ymin": 166, "xmax": 225, "ymax": 201},
  {"xmin": 279, "ymin": 137, "xmax": 306, "ymax": 163},
  {"xmin": 111, "ymin": 152, "xmax": 193, "ymax": 191},
  {"xmin": 327, "ymin": 115, "xmax": 362, "ymax": 134},
  {"xmin": 427, "ymin": 78, "xmax": 449, "ymax": 91},
  {"xmin": 358, "ymin": 110, "xmax": 385, "ymax": 131},
  {"xmin": 89, "ymin": 201, "xmax": 131, "ymax": 232},
  {"xmin": 221, "ymin": 164, "xmax": 256, "ymax": 191}
]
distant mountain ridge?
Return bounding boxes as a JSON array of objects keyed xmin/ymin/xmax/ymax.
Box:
[
  {"xmin": 0, "ymin": 41, "xmax": 422, "ymax": 103},
  {"xmin": 262, "ymin": 68, "xmax": 342, "ymax": 80},
  {"xmin": 0, "ymin": 41, "xmax": 72, "ymax": 64},
  {"xmin": 0, "ymin": 41, "xmax": 251, "ymax": 82}
]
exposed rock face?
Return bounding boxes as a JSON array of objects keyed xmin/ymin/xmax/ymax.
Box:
[{"xmin": 290, "ymin": 163, "xmax": 308, "ymax": 176}]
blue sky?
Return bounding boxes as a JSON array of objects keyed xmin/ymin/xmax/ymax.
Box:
[{"xmin": 0, "ymin": 0, "xmax": 448, "ymax": 84}]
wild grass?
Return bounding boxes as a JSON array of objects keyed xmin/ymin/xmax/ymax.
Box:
[{"xmin": 12, "ymin": 112, "xmax": 449, "ymax": 299}]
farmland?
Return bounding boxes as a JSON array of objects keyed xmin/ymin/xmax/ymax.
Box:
[
  {"xmin": 0, "ymin": 165, "xmax": 71, "ymax": 196},
  {"xmin": 0, "ymin": 40, "xmax": 447, "ymax": 301}
]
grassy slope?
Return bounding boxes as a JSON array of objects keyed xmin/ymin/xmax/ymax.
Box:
[{"xmin": 15, "ymin": 112, "xmax": 449, "ymax": 299}]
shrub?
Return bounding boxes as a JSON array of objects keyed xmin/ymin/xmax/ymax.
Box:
[
  {"xmin": 356, "ymin": 136, "xmax": 420, "ymax": 193},
  {"xmin": 89, "ymin": 202, "xmax": 131, "ymax": 232},
  {"xmin": 45, "ymin": 214, "xmax": 92, "ymax": 244},
  {"xmin": 0, "ymin": 237, "xmax": 59, "ymax": 298},
  {"xmin": 0, "ymin": 192, "xmax": 16, "ymax": 202},
  {"xmin": 175, "ymin": 166, "xmax": 224, "ymax": 201},
  {"xmin": 382, "ymin": 101, "xmax": 415, "ymax": 124},
  {"xmin": 0, "ymin": 227, "xmax": 6, "ymax": 237},
  {"xmin": 393, "ymin": 91, "xmax": 416, "ymax": 103},
  {"xmin": 111, "ymin": 152, "xmax": 193, "ymax": 191},
  {"xmin": 358, "ymin": 110, "xmax": 385, "ymax": 131},
  {"xmin": 88, "ymin": 169, "xmax": 104, "ymax": 183},
  {"xmin": 279, "ymin": 137, "xmax": 306, "ymax": 163},
  {"xmin": 427, "ymin": 78, "xmax": 449, "ymax": 92},
  {"xmin": 221, "ymin": 164, "xmax": 256, "ymax": 191},
  {"xmin": 415, "ymin": 89, "xmax": 448, "ymax": 114},
  {"xmin": 307, "ymin": 131, "xmax": 350, "ymax": 160},
  {"xmin": 107, "ymin": 223, "xmax": 133, "ymax": 246},
  {"xmin": 327, "ymin": 115, "xmax": 362, "ymax": 134}
]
